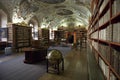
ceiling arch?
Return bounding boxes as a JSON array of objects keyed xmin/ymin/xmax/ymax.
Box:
[{"xmin": 0, "ymin": 0, "xmax": 91, "ymax": 29}]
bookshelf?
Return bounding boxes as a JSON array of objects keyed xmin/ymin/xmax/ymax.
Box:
[
  {"xmin": 79, "ymin": 29, "xmax": 87, "ymax": 48},
  {"xmin": 7, "ymin": 23, "xmax": 32, "ymax": 51},
  {"xmin": 88, "ymin": 0, "xmax": 120, "ymax": 80},
  {"xmin": 41, "ymin": 28, "xmax": 49, "ymax": 48}
]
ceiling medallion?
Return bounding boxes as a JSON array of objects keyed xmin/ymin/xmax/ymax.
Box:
[
  {"xmin": 57, "ymin": 9, "xmax": 73, "ymax": 16},
  {"xmin": 38, "ymin": 0, "xmax": 65, "ymax": 4}
]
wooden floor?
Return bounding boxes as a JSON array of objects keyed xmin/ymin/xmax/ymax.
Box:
[
  {"xmin": 0, "ymin": 47, "xmax": 105, "ymax": 80},
  {"xmin": 0, "ymin": 46, "xmax": 105, "ymax": 80},
  {"xmin": 39, "ymin": 48, "xmax": 88, "ymax": 80}
]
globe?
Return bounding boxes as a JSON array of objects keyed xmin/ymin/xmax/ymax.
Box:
[{"xmin": 46, "ymin": 49, "xmax": 63, "ymax": 64}]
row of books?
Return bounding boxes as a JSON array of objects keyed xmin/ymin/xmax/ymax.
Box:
[
  {"xmin": 91, "ymin": 31, "xmax": 98, "ymax": 39},
  {"xmin": 99, "ymin": 9, "xmax": 110, "ymax": 27},
  {"xmin": 91, "ymin": 0, "xmax": 120, "ymax": 35},
  {"xmin": 93, "ymin": 42, "xmax": 120, "ymax": 79},
  {"xmin": 92, "ymin": 41, "xmax": 120, "ymax": 76},
  {"xmin": 106, "ymin": 25, "xmax": 112, "ymax": 41},
  {"xmin": 8, "ymin": 27, "xmax": 13, "ymax": 41},
  {"xmin": 93, "ymin": 41, "xmax": 120, "ymax": 74},
  {"xmin": 112, "ymin": 0, "xmax": 120, "ymax": 17},
  {"xmin": 110, "ymin": 72, "xmax": 118, "ymax": 80},
  {"xmin": 99, "ymin": 28, "xmax": 106, "ymax": 40},
  {"xmin": 41, "ymin": 29, "xmax": 49, "ymax": 46},
  {"xmin": 90, "ymin": 0, "xmax": 120, "ymax": 80},
  {"xmin": 99, "ymin": 0, "xmax": 109, "ymax": 13},
  {"xmin": 113, "ymin": 23, "xmax": 120, "ymax": 43},
  {"xmin": 110, "ymin": 47, "xmax": 120, "ymax": 76},
  {"xmin": 91, "ymin": 22, "xmax": 120, "ymax": 43},
  {"xmin": 99, "ymin": 0, "xmax": 120, "ymax": 24},
  {"xmin": 94, "ymin": 21, "xmax": 99, "ymax": 30},
  {"xmin": 90, "ymin": 39, "xmax": 120, "ymax": 80},
  {"xmin": 88, "ymin": 26, "xmax": 94, "ymax": 34},
  {"xmin": 91, "ymin": 40, "xmax": 98, "ymax": 51},
  {"xmin": 99, "ymin": 57, "xmax": 109, "ymax": 80},
  {"xmin": 99, "ymin": 25, "xmax": 112, "ymax": 41}
]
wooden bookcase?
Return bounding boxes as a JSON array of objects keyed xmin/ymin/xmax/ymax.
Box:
[
  {"xmin": 7, "ymin": 23, "xmax": 32, "ymax": 51},
  {"xmin": 88, "ymin": 0, "xmax": 120, "ymax": 80},
  {"xmin": 79, "ymin": 30, "xmax": 87, "ymax": 48},
  {"xmin": 41, "ymin": 28, "xmax": 49, "ymax": 47},
  {"xmin": 54, "ymin": 30, "xmax": 65, "ymax": 42}
]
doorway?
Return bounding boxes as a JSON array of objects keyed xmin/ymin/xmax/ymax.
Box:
[{"xmin": 68, "ymin": 34, "xmax": 74, "ymax": 43}]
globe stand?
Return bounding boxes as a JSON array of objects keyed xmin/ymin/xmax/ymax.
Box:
[{"xmin": 46, "ymin": 58, "xmax": 64, "ymax": 74}]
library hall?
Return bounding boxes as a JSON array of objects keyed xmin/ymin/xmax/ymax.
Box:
[{"xmin": 0, "ymin": 0, "xmax": 120, "ymax": 80}]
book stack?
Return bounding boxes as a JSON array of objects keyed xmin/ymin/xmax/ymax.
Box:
[
  {"xmin": 113, "ymin": 23, "xmax": 120, "ymax": 43},
  {"xmin": 110, "ymin": 72, "xmax": 117, "ymax": 80},
  {"xmin": 99, "ymin": 43, "xmax": 110, "ymax": 62},
  {"xmin": 91, "ymin": 31, "xmax": 98, "ymax": 39},
  {"xmin": 99, "ymin": 57, "xmax": 109, "ymax": 79},
  {"xmin": 111, "ymin": 47, "xmax": 120, "ymax": 75},
  {"xmin": 106, "ymin": 25, "xmax": 112, "ymax": 41},
  {"xmin": 99, "ymin": 0, "xmax": 109, "ymax": 13},
  {"xmin": 99, "ymin": 29, "xmax": 106, "ymax": 40},
  {"xmin": 99, "ymin": 17, "xmax": 104, "ymax": 27},
  {"xmin": 112, "ymin": 0, "xmax": 120, "ymax": 17},
  {"xmin": 103, "ymin": 9, "xmax": 110, "ymax": 23},
  {"xmin": 92, "ymin": 41, "xmax": 98, "ymax": 51}
]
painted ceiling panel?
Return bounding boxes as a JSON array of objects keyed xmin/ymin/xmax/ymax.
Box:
[
  {"xmin": 0, "ymin": 0, "xmax": 91, "ymax": 28},
  {"xmin": 38, "ymin": 0, "xmax": 65, "ymax": 4}
]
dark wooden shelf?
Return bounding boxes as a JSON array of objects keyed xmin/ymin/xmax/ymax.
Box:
[
  {"xmin": 110, "ymin": 41, "xmax": 120, "ymax": 47},
  {"xmin": 88, "ymin": 0, "xmax": 103, "ymax": 31},
  {"xmin": 90, "ymin": 38, "xmax": 98, "ymax": 41},
  {"xmin": 92, "ymin": 0, "xmax": 104, "ymax": 23},
  {"xmin": 91, "ymin": 38, "xmax": 120, "ymax": 47},
  {"xmin": 109, "ymin": 65, "xmax": 120, "ymax": 80},
  {"xmin": 89, "ymin": 14, "xmax": 120, "ymax": 36},
  {"xmin": 89, "ymin": 20, "xmax": 110, "ymax": 35},
  {"xmin": 98, "ymin": 39, "xmax": 109, "ymax": 45},
  {"xmin": 89, "ymin": 27, "xmax": 98, "ymax": 36},
  {"xmin": 91, "ymin": 43, "xmax": 120, "ymax": 80},
  {"xmin": 98, "ymin": 48, "xmax": 109, "ymax": 65},
  {"xmin": 92, "ymin": 18, "xmax": 99, "ymax": 29},
  {"xmin": 99, "ymin": 1, "xmax": 109, "ymax": 19},
  {"xmin": 88, "ymin": 20, "xmax": 110, "ymax": 35},
  {"xmin": 111, "ymin": 13, "xmax": 120, "ymax": 24},
  {"xmin": 7, "ymin": 24, "xmax": 32, "ymax": 50},
  {"xmin": 89, "ymin": 0, "xmax": 120, "ymax": 79},
  {"xmin": 99, "ymin": 20, "xmax": 110, "ymax": 30}
]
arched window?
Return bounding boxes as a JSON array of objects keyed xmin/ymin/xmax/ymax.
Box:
[
  {"xmin": 29, "ymin": 22, "xmax": 38, "ymax": 40},
  {"xmin": 0, "ymin": 9, "xmax": 7, "ymax": 28},
  {"xmin": 0, "ymin": 9, "xmax": 8, "ymax": 41}
]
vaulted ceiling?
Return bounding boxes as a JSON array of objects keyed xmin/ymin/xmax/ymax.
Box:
[{"xmin": 0, "ymin": 0, "xmax": 91, "ymax": 29}]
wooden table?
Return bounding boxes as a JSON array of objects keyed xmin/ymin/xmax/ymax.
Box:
[{"xmin": 23, "ymin": 47, "xmax": 47, "ymax": 64}]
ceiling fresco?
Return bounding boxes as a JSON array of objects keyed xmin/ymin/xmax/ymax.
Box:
[
  {"xmin": 0, "ymin": 0, "xmax": 91, "ymax": 29},
  {"xmin": 56, "ymin": 9, "xmax": 73, "ymax": 16},
  {"xmin": 38, "ymin": 0, "xmax": 65, "ymax": 4},
  {"xmin": 54, "ymin": 5, "xmax": 66, "ymax": 9}
]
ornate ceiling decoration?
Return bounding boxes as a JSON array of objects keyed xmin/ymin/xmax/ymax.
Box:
[
  {"xmin": 0, "ymin": 0, "xmax": 91, "ymax": 28},
  {"xmin": 57, "ymin": 9, "xmax": 73, "ymax": 16},
  {"xmin": 54, "ymin": 5, "xmax": 66, "ymax": 9},
  {"xmin": 38, "ymin": 0, "xmax": 65, "ymax": 4}
]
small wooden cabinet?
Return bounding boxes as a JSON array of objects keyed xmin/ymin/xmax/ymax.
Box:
[{"xmin": 24, "ymin": 48, "xmax": 47, "ymax": 64}]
